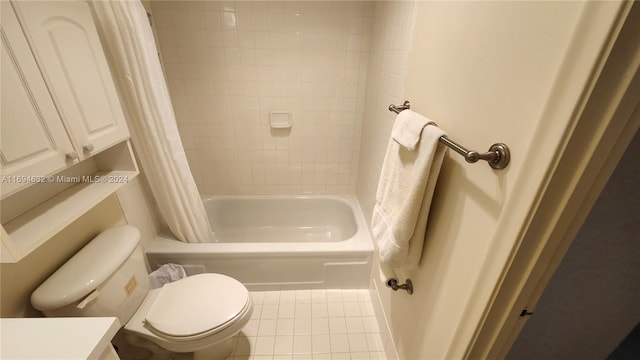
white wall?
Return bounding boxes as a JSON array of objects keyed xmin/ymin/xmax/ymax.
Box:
[
  {"xmin": 355, "ymin": 1, "xmax": 626, "ymax": 359},
  {"xmin": 151, "ymin": 1, "xmax": 373, "ymax": 195}
]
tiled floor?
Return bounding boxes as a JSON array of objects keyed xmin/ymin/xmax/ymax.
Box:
[{"xmin": 226, "ymin": 289, "xmax": 387, "ymax": 360}]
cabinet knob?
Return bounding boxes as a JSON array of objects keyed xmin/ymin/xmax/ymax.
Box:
[
  {"xmin": 65, "ymin": 152, "xmax": 79, "ymax": 160},
  {"xmin": 83, "ymin": 143, "xmax": 95, "ymax": 152}
]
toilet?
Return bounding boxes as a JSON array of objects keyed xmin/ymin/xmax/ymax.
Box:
[{"xmin": 31, "ymin": 225, "xmax": 252, "ymax": 360}]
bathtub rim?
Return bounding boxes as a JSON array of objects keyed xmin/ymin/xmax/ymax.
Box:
[
  {"xmin": 203, "ymin": 194, "xmax": 359, "ymax": 243},
  {"xmin": 146, "ymin": 194, "xmax": 374, "ymax": 257}
]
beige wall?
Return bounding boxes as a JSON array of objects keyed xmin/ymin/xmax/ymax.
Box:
[
  {"xmin": 0, "ymin": 196, "xmax": 125, "ymax": 318},
  {"xmin": 1, "ymin": 174, "xmax": 161, "ymax": 318},
  {"xmin": 115, "ymin": 174, "xmax": 163, "ymax": 251},
  {"xmin": 151, "ymin": 1, "xmax": 373, "ymax": 195},
  {"xmin": 356, "ymin": 1, "xmax": 624, "ymax": 359}
]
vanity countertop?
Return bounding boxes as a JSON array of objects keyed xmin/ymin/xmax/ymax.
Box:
[{"xmin": 0, "ymin": 317, "xmax": 120, "ymax": 359}]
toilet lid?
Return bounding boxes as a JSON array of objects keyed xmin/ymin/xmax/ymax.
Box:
[{"xmin": 144, "ymin": 273, "xmax": 249, "ymax": 338}]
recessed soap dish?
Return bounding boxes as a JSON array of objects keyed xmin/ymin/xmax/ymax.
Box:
[{"xmin": 270, "ymin": 111, "xmax": 292, "ymax": 129}]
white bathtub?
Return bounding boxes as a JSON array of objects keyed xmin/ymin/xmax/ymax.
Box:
[{"xmin": 146, "ymin": 195, "xmax": 374, "ymax": 290}]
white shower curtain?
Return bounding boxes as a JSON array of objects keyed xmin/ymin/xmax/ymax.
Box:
[{"xmin": 92, "ymin": 1, "xmax": 211, "ymax": 243}]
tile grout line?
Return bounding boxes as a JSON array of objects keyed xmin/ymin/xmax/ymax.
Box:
[{"xmin": 229, "ymin": 289, "xmax": 387, "ymax": 359}]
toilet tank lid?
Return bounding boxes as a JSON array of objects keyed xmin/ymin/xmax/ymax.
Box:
[{"xmin": 31, "ymin": 225, "xmax": 141, "ymax": 311}]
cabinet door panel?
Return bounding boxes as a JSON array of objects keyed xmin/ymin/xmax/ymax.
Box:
[
  {"xmin": 2, "ymin": 44, "xmax": 54, "ymax": 162},
  {"xmin": 1, "ymin": 3, "xmax": 74, "ymax": 198},
  {"xmin": 13, "ymin": 1, "xmax": 129, "ymax": 158}
]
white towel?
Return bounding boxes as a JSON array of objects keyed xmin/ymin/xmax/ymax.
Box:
[
  {"xmin": 372, "ymin": 110, "xmax": 447, "ymax": 271},
  {"xmin": 392, "ymin": 110, "xmax": 433, "ymax": 151}
]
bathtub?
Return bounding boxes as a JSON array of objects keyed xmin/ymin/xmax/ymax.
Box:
[{"xmin": 146, "ymin": 195, "xmax": 374, "ymax": 290}]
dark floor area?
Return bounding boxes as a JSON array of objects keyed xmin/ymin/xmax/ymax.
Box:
[{"xmin": 608, "ymin": 323, "xmax": 640, "ymax": 360}]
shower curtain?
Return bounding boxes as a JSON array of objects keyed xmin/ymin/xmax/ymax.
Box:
[{"xmin": 91, "ymin": 1, "xmax": 211, "ymax": 243}]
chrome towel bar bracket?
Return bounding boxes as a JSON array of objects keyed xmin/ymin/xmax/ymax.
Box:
[
  {"xmin": 387, "ymin": 278, "xmax": 413, "ymax": 295},
  {"xmin": 388, "ymin": 101, "xmax": 511, "ymax": 170},
  {"xmin": 388, "ymin": 100, "xmax": 411, "ymax": 114}
]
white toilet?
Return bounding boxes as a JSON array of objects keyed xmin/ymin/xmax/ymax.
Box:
[{"xmin": 31, "ymin": 225, "xmax": 252, "ymax": 360}]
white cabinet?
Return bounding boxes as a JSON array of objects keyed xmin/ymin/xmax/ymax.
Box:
[
  {"xmin": 1, "ymin": 0, "xmax": 130, "ymax": 198},
  {"xmin": 13, "ymin": 0, "xmax": 130, "ymax": 157},
  {"xmin": 0, "ymin": 0, "xmax": 139, "ymax": 263},
  {"xmin": 0, "ymin": 1, "xmax": 77, "ymax": 196}
]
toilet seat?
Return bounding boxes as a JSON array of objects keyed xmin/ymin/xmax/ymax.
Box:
[
  {"xmin": 125, "ymin": 273, "xmax": 253, "ymax": 354},
  {"xmin": 143, "ymin": 273, "xmax": 250, "ymax": 341}
]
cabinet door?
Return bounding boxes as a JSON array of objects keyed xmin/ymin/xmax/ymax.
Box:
[
  {"xmin": 1, "ymin": 2, "xmax": 76, "ymax": 198},
  {"xmin": 12, "ymin": 0, "xmax": 129, "ymax": 159}
]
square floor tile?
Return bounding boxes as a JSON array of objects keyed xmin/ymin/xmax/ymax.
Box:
[
  {"xmin": 348, "ymin": 333, "xmax": 369, "ymax": 352},
  {"xmin": 359, "ymin": 302, "xmax": 375, "ymax": 316},
  {"xmin": 262, "ymin": 304, "xmax": 280, "ymax": 319},
  {"xmin": 346, "ymin": 317, "xmax": 365, "ymax": 334},
  {"xmin": 325, "ymin": 290, "xmax": 343, "ymax": 303},
  {"xmin": 293, "ymin": 335, "xmax": 312, "ymax": 354},
  {"xmin": 362, "ymin": 317, "xmax": 380, "ymax": 333},
  {"xmin": 276, "ymin": 318, "xmax": 295, "ymax": 335},
  {"xmin": 243, "ymin": 319, "xmax": 260, "ymax": 337},
  {"xmin": 327, "ymin": 303, "xmax": 345, "ymax": 317},
  {"xmin": 329, "ymin": 334, "xmax": 350, "ymax": 353},
  {"xmin": 311, "ymin": 303, "xmax": 328, "ymax": 318},
  {"xmin": 274, "ymin": 354, "xmax": 294, "ymax": 360},
  {"xmin": 343, "ymin": 302, "xmax": 361, "ymax": 317},
  {"xmin": 311, "ymin": 289, "xmax": 327, "ymax": 302},
  {"xmin": 252, "ymin": 292, "xmax": 265, "ymax": 305},
  {"xmin": 274, "ymin": 335, "xmax": 294, "ymax": 354},
  {"xmin": 240, "ymin": 290, "xmax": 388, "ymax": 360},
  {"xmin": 312, "ymin": 318, "xmax": 330, "ymax": 335},
  {"xmin": 264, "ymin": 291, "xmax": 282, "ymax": 304},
  {"xmin": 259, "ymin": 319, "xmax": 278, "ymax": 336},
  {"xmin": 280, "ymin": 291, "xmax": 297, "ymax": 303},
  {"xmin": 366, "ymin": 333, "xmax": 384, "ymax": 352},
  {"xmin": 312, "ymin": 334, "xmax": 331, "ymax": 354},
  {"xmin": 351, "ymin": 352, "xmax": 371, "ymax": 359},
  {"xmin": 252, "ymin": 304, "xmax": 264, "ymax": 320},
  {"xmin": 294, "ymin": 318, "xmax": 312, "ymax": 335},
  {"xmin": 253, "ymin": 356, "xmax": 274, "ymax": 360},
  {"xmin": 278, "ymin": 303, "xmax": 296, "ymax": 319},
  {"xmin": 254, "ymin": 336, "xmax": 276, "ymax": 355},
  {"xmin": 328, "ymin": 317, "xmax": 347, "ymax": 334},
  {"xmin": 295, "ymin": 302, "xmax": 312, "ymax": 319},
  {"xmin": 341, "ymin": 290, "xmax": 359, "ymax": 302},
  {"xmin": 331, "ymin": 353, "xmax": 350, "ymax": 360},
  {"xmin": 295, "ymin": 290, "xmax": 312, "ymax": 302}
]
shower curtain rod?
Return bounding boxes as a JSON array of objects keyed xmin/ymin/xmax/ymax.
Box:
[{"xmin": 388, "ymin": 101, "xmax": 511, "ymax": 170}]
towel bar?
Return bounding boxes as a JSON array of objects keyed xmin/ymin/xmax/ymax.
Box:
[{"xmin": 389, "ymin": 101, "xmax": 511, "ymax": 170}]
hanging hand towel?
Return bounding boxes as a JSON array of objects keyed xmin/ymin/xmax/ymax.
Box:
[
  {"xmin": 372, "ymin": 110, "xmax": 447, "ymax": 270},
  {"xmin": 392, "ymin": 110, "xmax": 435, "ymax": 151}
]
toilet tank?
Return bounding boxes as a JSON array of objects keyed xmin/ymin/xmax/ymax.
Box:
[{"xmin": 31, "ymin": 225, "xmax": 150, "ymax": 326}]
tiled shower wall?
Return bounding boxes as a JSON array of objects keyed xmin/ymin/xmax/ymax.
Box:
[
  {"xmin": 356, "ymin": 1, "xmax": 417, "ymax": 222},
  {"xmin": 150, "ymin": 1, "xmax": 373, "ymax": 195},
  {"xmin": 355, "ymin": 3, "xmax": 416, "ymax": 357}
]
